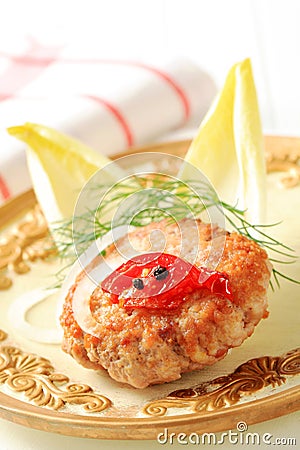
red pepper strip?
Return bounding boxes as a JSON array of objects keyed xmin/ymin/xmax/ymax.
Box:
[{"xmin": 101, "ymin": 252, "xmax": 233, "ymax": 310}]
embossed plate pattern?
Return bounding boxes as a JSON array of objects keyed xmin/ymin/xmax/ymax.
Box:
[{"xmin": 0, "ymin": 137, "xmax": 299, "ymax": 439}]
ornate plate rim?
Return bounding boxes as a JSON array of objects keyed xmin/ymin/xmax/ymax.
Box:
[
  {"xmin": 0, "ymin": 386, "xmax": 299, "ymax": 439},
  {"xmin": 0, "ymin": 136, "xmax": 300, "ymax": 439}
]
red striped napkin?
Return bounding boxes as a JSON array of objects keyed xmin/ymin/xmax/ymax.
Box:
[{"xmin": 0, "ymin": 38, "xmax": 216, "ymax": 203}]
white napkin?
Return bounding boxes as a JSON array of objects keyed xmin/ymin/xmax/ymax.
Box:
[{"xmin": 0, "ymin": 41, "xmax": 216, "ymax": 203}]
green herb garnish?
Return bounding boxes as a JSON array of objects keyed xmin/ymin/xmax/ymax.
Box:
[{"xmin": 53, "ymin": 175, "xmax": 299, "ymax": 289}]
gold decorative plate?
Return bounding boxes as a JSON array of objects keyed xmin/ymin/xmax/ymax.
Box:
[{"xmin": 0, "ymin": 136, "xmax": 299, "ymax": 439}]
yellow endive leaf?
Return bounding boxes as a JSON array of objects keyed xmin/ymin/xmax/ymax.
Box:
[
  {"xmin": 182, "ymin": 58, "xmax": 266, "ymax": 223},
  {"xmin": 234, "ymin": 60, "xmax": 266, "ymax": 223},
  {"xmin": 8, "ymin": 123, "xmax": 116, "ymax": 224}
]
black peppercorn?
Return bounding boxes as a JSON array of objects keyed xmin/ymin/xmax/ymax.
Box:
[
  {"xmin": 132, "ymin": 278, "xmax": 144, "ymax": 290},
  {"xmin": 153, "ymin": 265, "xmax": 169, "ymax": 281}
]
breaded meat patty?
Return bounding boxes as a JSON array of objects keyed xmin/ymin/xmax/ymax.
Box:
[{"xmin": 60, "ymin": 218, "xmax": 271, "ymax": 388}]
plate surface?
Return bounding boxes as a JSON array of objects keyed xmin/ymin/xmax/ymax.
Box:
[{"xmin": 0, "ymin": 137, "xmax": 299, "ymax": 439}]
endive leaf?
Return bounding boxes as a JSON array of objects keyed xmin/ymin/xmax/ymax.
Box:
[
  {"xmin": 7, "ymin": 123, "xmax": 116, "ymax": 224},
  {"xmin": 181, "ymin": 58, "xmax": 266, "ymax": 223}
]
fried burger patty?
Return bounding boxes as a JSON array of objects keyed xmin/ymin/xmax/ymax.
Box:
[{"xmin": 60, "ymin": 218, "xmax": 271, "ymax": 388}]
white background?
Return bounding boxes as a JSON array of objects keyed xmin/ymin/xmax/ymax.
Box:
[{"xmin": 0, "ymin": 0, "xmax": 299, "ymax": 136}]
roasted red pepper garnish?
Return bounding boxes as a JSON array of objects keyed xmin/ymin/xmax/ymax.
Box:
[{"xmin": 101, "ymin": 252, "xmax": 233, "ymax": 310}]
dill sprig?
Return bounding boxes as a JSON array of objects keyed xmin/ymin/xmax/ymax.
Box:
[{"xmin": 53, "ymin": 175, "xmax": 299, "ymax": 289}]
